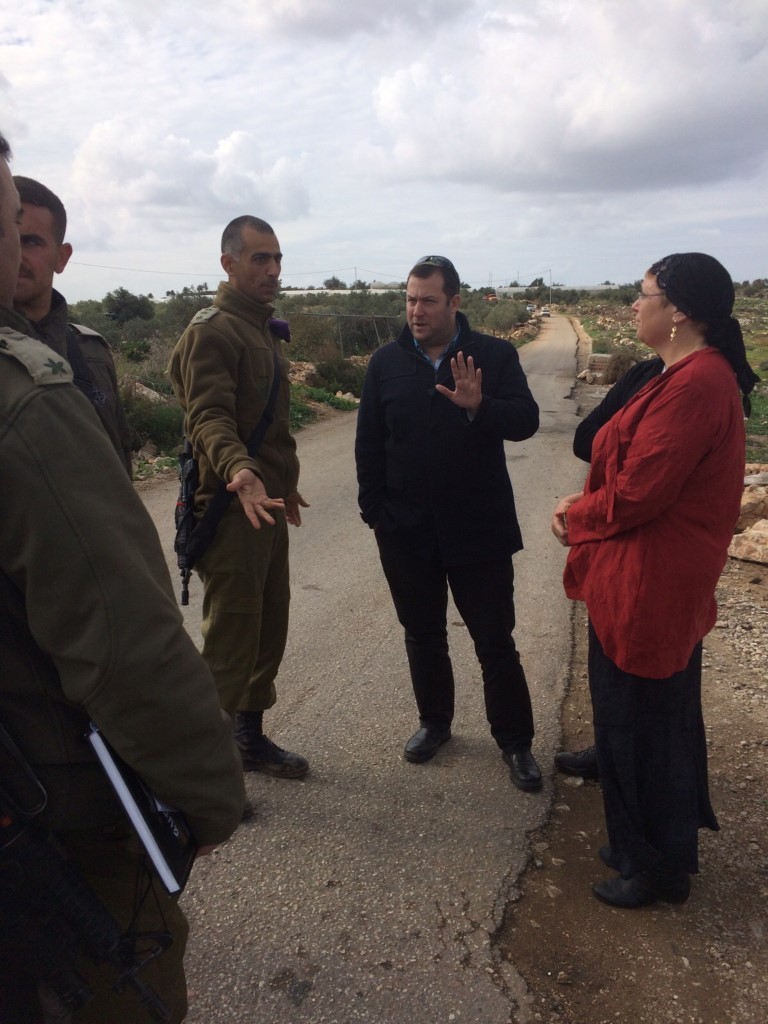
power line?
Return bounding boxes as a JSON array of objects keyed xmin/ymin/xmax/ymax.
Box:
[
  {"xmin": 70, "ymin": 261, "xmax": 216, "ymax": 278},
  {"xmin": 69, "ymin": 259, "xmax": 551, "ymax": 288},
  {"xmin": 69, "ymin": 260, "xmax": 402, "ymax": 282}
]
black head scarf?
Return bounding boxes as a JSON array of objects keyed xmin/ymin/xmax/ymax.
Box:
[{"xmin": 649, "ymin": 252, "xmax": 760, "ymax": 415}]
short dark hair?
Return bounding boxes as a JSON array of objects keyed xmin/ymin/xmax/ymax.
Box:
[
  {"xmin": 407, "ymin": 255, "xmax": 461, "ymax": 298},
  {"xmin": 221, "ymin": 215, "xmax": 275, "ymax": 257},
  {"xmin": 13, "ymin": 176, "xmax": 68, "ymax": 245}
]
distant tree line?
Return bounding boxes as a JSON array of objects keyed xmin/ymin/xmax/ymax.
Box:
[{"xmin": 67, "ymin": 277, "xmax": 767, "ymax": 460}]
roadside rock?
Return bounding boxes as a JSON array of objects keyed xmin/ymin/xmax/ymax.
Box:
[
  {"xmin": 731, "ymin": 466, "xmax": 768, "ymax": 564},
  {"xmin": 132, "ymin": 381, "xmax": 166, "ymax": 403},
  {"xmin": 737, "ymin": 485, "xmax": 768, "ymax": 529},
  {"xmin": 729, "ymin": 517, "xmax": 768, "ymax": 565}
]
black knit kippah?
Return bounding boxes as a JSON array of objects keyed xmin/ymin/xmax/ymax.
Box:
[{"xmin": 650, "ymin": 252, "xmax": 734, "ymax": 322}]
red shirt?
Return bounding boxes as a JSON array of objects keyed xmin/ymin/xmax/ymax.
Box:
[{"xmin": 564, "ymin": 347, "xmax": 745, "ymax": 678}]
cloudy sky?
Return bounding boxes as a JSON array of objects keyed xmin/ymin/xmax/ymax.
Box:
[{"xmin": 2, "ymin": 0, "xmax": 766, "ymax": 302}]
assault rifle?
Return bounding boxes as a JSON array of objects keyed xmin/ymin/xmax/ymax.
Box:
[
  {"xmin": 0, "ymin": 721, "xmax": 172, "ymax": 1022},
  {"xmin": 173, "ymin": 438, "xmax": 198, "ymax": 606}
]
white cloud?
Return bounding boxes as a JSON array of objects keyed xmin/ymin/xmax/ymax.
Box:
[
  {"xmin": 68, "ymin": 124, "xmax": 309, "ymax": 240},
  {"xmin": 363, "ymin": 0, "xmax": 768, "ymax": 193},
  {"xmin": 240, "ymin": 0, "xmax": 470, "ymax": 37},
  {"xmin": 0, "ymin": 0, "xmax": 764, "ymax": 299}
]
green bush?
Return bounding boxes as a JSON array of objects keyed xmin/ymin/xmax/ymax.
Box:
[
  {"xmin": 289, "ymin": 384, "xmax": 357, "ymax": 433},
  {"xmin": 480, "ymin": 301, "xmax": 529, "ymax": 334},
  {"xmin": 307, "ymin": 358, "xmax": 367, "ymax": 397},
  {"xmin": 289, "ymin": 393, "xmax": 318, "ymax": 433},
  {"xmin": 123, "ymin": 338, "xmax": 151, "ymax": 362},
  {"xmin": 300, "ymin": 387, "xmax": 357, "ymax": 410},
  {"xmin": 746, "ymin": 384, "xmax": 768, "ymax": 463},
  {"xmin": 121, "ymin": 387, "xmax": 184, "ymax": 452}
]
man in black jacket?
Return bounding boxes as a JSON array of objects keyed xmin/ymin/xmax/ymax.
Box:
[
  {"xmin": 554, "ymin": 354, "xmax": 664, "ymax": 780},
  {"xmin": 355, "ymin": 255, "xmax": 543, "ymax": 791}
]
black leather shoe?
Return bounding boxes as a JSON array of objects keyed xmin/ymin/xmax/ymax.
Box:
[
  {"xmin": 592, "ymin": 867, "xmax": 690, "ymax": 908},
  {"xmin": 404, "ymin": 727, "xmax": 451, "ymax": 763},
  {"xmin": 554, "ymin": 744, "xmax": 599, "ymax": 779},
  {"xmin": 502, "ymin": 748, "xmax": 543, "ymax": 792},
  {"xmin": 237, "ymin": 734, "xmax": 309, "ymax": 778}
]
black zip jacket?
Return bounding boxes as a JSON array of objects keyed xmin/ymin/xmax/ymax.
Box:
[
  {"xmin": 573, "ymin": 356, "xmax": 664, "ymax": 463},
  {"xmin": 355, "ymin": 312, "xmax": 539, "ymax": 566}
]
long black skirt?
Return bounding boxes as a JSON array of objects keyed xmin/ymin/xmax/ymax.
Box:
[{"xmin": 588, "ymin": 622, "xmax": 719, "ymax": 878}]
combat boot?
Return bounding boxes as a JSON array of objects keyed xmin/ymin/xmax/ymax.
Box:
[{"xmin": 234, "ymin": 711, "xmax": 309, "ymax": 779}]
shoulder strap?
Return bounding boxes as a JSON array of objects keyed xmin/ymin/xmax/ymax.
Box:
[
  {"xmin": 64, "ymin": 325, "xmax": 108, "ymax": 405},
  {"xmin": 187, "ymin": 348, "xmax": 282, "ymax": 559},
  {"xmin": 0, "ymin": 328, "xmax": 73, "ymax": 385}
]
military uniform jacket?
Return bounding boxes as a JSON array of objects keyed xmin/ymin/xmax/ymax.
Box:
[
  {"xmin": 29, "ymin": 289, "xmax": 137, "ymax": 475},
  {"xmin": 0, "ymin": 313, "xmax": 244, "ymax": 844},
  {"xmin": 169, "ymin": 281, "xmax": 299, "ymax": 509}
]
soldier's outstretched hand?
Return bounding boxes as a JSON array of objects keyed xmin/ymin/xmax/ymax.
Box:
[
  {"xmin": 228, "ymin": 469, "xmax": 285, "ymax": 529},
  {"xmin": 285, "ymin": 491, "xmax": 310, "ymax": 527}
]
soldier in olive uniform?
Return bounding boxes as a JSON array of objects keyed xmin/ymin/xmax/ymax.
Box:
[
  {"xmin": 13, "ymin": 175, "xmax": 139, "ymax": 476},
  {"xmin": 169, "ymin": 216, "xmax": 310, "ymax": 782},
  {"xmin": 0, "ymin": 133, "xmax": 244, "ymax": 1023}
]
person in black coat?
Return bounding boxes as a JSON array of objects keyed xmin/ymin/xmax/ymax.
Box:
[
  {"xmin": 355, "ymin": 255, "xmax": 543, "ymax": 791},
  {"xmin": 554, "ymin": 354, "xmax": 664, "ymax": 780}
]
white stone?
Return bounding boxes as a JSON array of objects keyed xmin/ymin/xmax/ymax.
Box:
[{"xmin": 729, "ymin": 518, "xmax": 768, "ymax": 566}]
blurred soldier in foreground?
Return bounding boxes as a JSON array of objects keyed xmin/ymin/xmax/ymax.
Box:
[{"xmin": 0, "ymin": 131, "xmax": 244, "ymax": 1023}]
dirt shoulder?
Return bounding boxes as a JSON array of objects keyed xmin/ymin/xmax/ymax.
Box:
[{"xmin": 496, "ymin": 381, "xmax": 768, "ymax": 1024}]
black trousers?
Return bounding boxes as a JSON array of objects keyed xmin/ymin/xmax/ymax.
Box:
[
  {"xmin": 376, "ymin": 530, "xmax": 535, "ymax": 752},
  {"xmin": 588, "ymin": 622, "xmax": 718, "ymax": 878}
]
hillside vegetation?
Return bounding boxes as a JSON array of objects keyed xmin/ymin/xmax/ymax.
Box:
[{"xmin": 68, "ymin": 279, "xmax": 768, "ymax": 469}]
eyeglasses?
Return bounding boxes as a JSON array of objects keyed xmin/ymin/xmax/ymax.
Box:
[
  {"xmin": 416, "ymin": 255, "xmax": 456, "ymax": 272},
  {"xmin": 636, "ymin": 291, "xmax": 665, "ymax": 300}
]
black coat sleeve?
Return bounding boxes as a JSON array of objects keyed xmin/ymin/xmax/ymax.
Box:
[
  {"xmin": 573, "ymin": 357, "xmax": 664, "ymax": 463},
  {"xmin": 355, "ymin": 352, "xmax": 387, "ymax": 527}
]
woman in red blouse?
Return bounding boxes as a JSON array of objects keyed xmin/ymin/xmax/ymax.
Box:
[{"xmin": 552, "ymin": 253, "xmax": 760, "ymax": 908}]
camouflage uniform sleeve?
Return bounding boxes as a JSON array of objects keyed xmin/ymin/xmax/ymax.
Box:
[{"xmin": 0, "ymin": 345, "xmax": 244, "ymax": 845}]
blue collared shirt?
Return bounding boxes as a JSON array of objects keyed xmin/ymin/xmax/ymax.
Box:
[{"xmin": 412, "ymin": 329, "xmax": 460, "ymax": 370}]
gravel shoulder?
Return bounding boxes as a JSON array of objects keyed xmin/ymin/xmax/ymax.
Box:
[{"xmin": 496, "ymin": 382, "xmax": 768, "ymax": 1024}]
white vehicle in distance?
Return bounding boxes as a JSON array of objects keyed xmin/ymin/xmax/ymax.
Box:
[{"xmin": 540, "ymin": 306, "xmax": 551, "ymax": 317}]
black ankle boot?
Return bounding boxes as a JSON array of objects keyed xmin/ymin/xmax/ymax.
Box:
[
  {"xmin": 592, "ymin": 865, "xmax": 690, "ymax": 908},
  {"xmin": 554, "ymin": 744, "xmax": 599, "ymax": 779},
  {"xmin": 234, "ymin": 712, "xmax": 309, "ymax": 779}
]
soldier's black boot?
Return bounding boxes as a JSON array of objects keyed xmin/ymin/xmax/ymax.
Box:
[{"xmin": 234, "ymin": 711, "xmax": 309, "ymax": 779}]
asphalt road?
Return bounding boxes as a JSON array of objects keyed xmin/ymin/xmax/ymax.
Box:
[{"xmin": 140, "ymin": 315, "xmax": 588, "ymax": 1024}]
